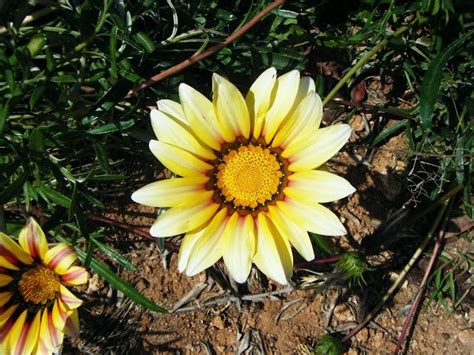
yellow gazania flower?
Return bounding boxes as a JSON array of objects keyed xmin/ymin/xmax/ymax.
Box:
[
  {"xmin": 0, "ymin": 218, "xmax": 88, "ymax": 355},
  {"xmin": 132, "ymin": 68, "xmax": 355, "ymax": 284}
]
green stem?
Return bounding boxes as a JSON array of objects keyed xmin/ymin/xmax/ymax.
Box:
[{"xmin": 322, "ymin": 25, "xmax": 410, "ymax": 106}]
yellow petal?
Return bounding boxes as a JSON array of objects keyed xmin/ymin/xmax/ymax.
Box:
[
  {"xmin": 8, "ymin": 310, "xmax": 41, "ymax": 355},
  {"xmin": 52, "ymin": 299, "xmax": 70, "ymax": 331},
  {"xmin": 149, "ymin": 201, "xmax": 219, "ymax": 238},
  {"xmin": 0, "ymin": 291, "xmax": 12, "ymax": 307},
  {"xmin": 286, "ymin": 170, "xmax": 356, "ymax": 203},
  {"xmin": 0, "ymin": 256, "xmax": 19, "ymax": 271},
  {"xmin": 0, "ymin": 274, "xmax": 13, "ymax": 287},
  {"xmin": 253, "ymin": 213, "xmax": 293, "ymax": 285},
  {"xmin": 0, "ymin": 304, "xmax": 17, "ymax": 327},
  {"xmin": 39, "ymin": 308, "xmax": 64, "ymax": 352},
  {"xmin": 212, "ymin": 73, "xmax": 251, "ymax": 140},
  {"xmin": 60, "ymin": 266, "xmax": 89, "ymax": 286},
  {"xmin": 150, "ymin": 109, "xmax": 216, "ymax": 160},
  {"xmin": 177, "ymin": 230, "xmax": 203, "ymax": 273},
  {"xmin": 294, "ymin": 76, "xmax": 316, "ymax": 108},
  {"xmin": 18, "ymin": 217, "xmax": 49, "ymax": 262},
  {"xmin": 59, "ymin": 285, "xmax": 83, "ymax": 310},
  {"xmin": 272, "ymin": 91, "xmax": 322, "ymax": 148},
  {"xmin": 149, "ymin": 140, "xmax": 212, "ymax": 177},
  {"xmin": 222, "ymin": 213, "xmax": 256, "ymax": 283},
  {"xmin": 246, "ymin": 67, "xmax": 277, "ymax": 139},
  {"xmin": 131, "ymin": 176, "xmax": 211, "ymax": 208},
  {"xmin": 268, "ymin": 205, "xmax": 314, "ymax": 261},
  {"xmin": 156, "ymin": 99, "xmax": 187, "ymax": 124},
  {"xmin": 277, "ymin": 198, "xmax": 346, "ymax": 236},
  {"xmin": 284, "ymin": 124, "xmax": 351, "ymax": 171},
  {"xmin": 0, "ymin": 232, "xmax": 33, "ymax": 266},
  {"xmin": 263, "ymin": 70, "xmax": 300, "ymax": 143},
  {"xmin": 179, "ymin": 83, "xmax": 223, "ymax": 150},
  {"xmin": 44, "ymin": 244, "xmax": 77, "ymax": 275},
  {"xmin": 185, "ymin": 208, "xmax": 228, "ymax": 276}
]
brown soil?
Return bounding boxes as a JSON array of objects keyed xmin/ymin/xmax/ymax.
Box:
[{"xmin": 65, "ymin": 77, "xmax": 473, "ymax": 354}]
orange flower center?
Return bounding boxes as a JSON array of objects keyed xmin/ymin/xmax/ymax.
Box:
[
  {"xmin": 215, "ymin": 144, "xmax": 285, "ymax": 209},
  {"xmin": 18, "ymin": 265, "xmax": 60, "ymax": 305}
]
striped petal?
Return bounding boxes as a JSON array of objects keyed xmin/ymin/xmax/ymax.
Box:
[
  {"xmin": 18, "ymin": 217, "xmax": 48, "ymax": 262},
  {"xmin": 149, "ymin": 201, "xmax": 220, "ymax": 238},
  {"xmin": 0, "ymin": 304, "xmax": 17, "ymax": 327},
  {"xmin": 149, "ymin": 140, "xmax": 212, "ymax": 177},
  {"xmin": 157, "ymin": 99, "xmax": 187, "ymax": 124},
  {"xmin": 8, "ymin": 310, "xmax": 41, "ymax": 355},
  {"xmin": 131, "ymin": 176, "xmax": 211, "ymax": 208},
  {"xmin": 222, "ymin": 213, "xmax": 256, "ymax": 283},
  {"xmin": 179, "ymin": 83, "xmax": 223, "ymax": 150},
  {"xmin": 39, "ymin": 308, "xmax": 64, "ymax": 352},
  {"xmin": 277, "ymin": 198, "xmax": 346, "ymax": 236},
  {"xmin": 0, "ymin": 232, "xmax": 33, "ymax": 267},
  {"xmin": 0, "ymin": 292, "xmax": 12, "ymax": 307},
  {"xmin": 213, "ymin": 73, "xmax": 251, "ymax": 140},
  {"xmin": 272, "ymin": 91, "xmax": 322, "ymax": 149},
  {"xmin": 286, "ymin": 170, "xmax": 356, "ymax": 203},
  {"xmin": 63, "ymin": 309, "xmax": 80, "ymax": 336},
  {"xmin": 253, "ymin": 213, "xmax": 293, "ymax": 285},
  {"xmin": 44, "ymin": 244, "xmax": 77, "ymax": 275},
  {"xmin": 59, "ymin": 285, "xmax": 83, "ymax": 310},
  {"xmin": 52, "ymin": 299, "xmax": 70, "ymax": 331},
  {"xmin": 151, "ymin": 109, "xmax": 216, "ymax": 160},
  {"xmin": 268, "ymin": 205, "xmax": 314, "ymax": 261},
  {"xmin": 246, "ymin": 67, "xmax": 277, "ymax": 139},
  {"xmin": 283, "ymin": 124, "xmax": 351, "ymax": 171},
  {"xmin": 0, "ymin": 274, "xmax": 13, "ymax": 287},
  {"xmin": 263, "ymin": 70, "xmax": 300, "ymax": 143},
  {"xmin": 185, "ymin": 208, "xmax": 228, "ymax": 276},
  {"xmin": 60, "ymin": 266, "xmax": 89, "ymax": 286}
]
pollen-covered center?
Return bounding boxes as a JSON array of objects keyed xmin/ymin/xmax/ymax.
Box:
[
  {"xmin": 18, "ymin": 265, "xmax": 60, "ymax": 305},
  {"xmin": 216, "ymin": 144, "xmax": 283, "ymax": 208}
]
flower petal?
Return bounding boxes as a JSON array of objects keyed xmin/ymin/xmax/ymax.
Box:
[
  {"xmin": 8, "ymin": 310, "xmax": 41, "ymax": 355},
  {"xmin": 222, "ymin": 213, "xmax": 256, "ymax": 283},
  {"xmin": 157, "ymin": 99, "xmax": 187, "ymax": 124},
  {"xmin": 0, "ymin": 232, "xmax": 33, "ymax": 267},
  {"xmin": 39, "ymin": 308, "xmax": 64, "ymax": 352},
  {"xmin": 63, "ymin": 309, "xmax": 80, "ymax": 336},
  {"xmin": 246, "ymin": 67, "xmax": 277, "ymax": 139},
  {"xmin": 60, "ymin": 266, "xmax": 89, "ymax": 286},
  {"xmin": 150, "ymin": 109, "xmax": 216, "ymax": 160},
  {"xmin": 52, "ymin": 299, "xmax": 70, "ymax": 331},
  {"xmin": 263, "ymin": 70, "xmax": 300, "ymax": 143},
  {"xmin": 177, "ymin": 230, "xmax": 202, "ymax": 273},
  {"xmin": 277, "ymin": 198, "xmax": 346, "ymax": 236},
  {"xmin": 131, "ymin": 176, "xmax": 211, "ymax": 208},
  {"xmin": 283, "ymin": 124, "xmax": 351, "ymax": 171},
  {"xmin": 213, "ymin": 73, "xmax": 251, "ymax": 140},
  {"xmin": 185, "ymin": 208, "xmax": 228, "ymax": 276},
  {"xmin": 268, "ymin": 205, "xmax": 314, "ymax": 261},
  {"xmin": 0, "ymin": 274, "xmax": 13, "ymax": 287},
  {"xmin": 59, "ymin": 285, "xmax": 83, "ymax": 310},
  {"xmin": 44, "ymin": 244, "xmax": 77, "ymax": 275},
  {"xmin": 272, "ymin": 91, "xmax": 322, "ymax": 149},
  {"xmin": 179, "ymin": 83, "xmax": 223, "ymax": 150},
  {"xmin": 0, "ymin": 304, "xmax": 17, "ymax": 327},
  {"xmin": 18, "ymin": 217, "xmax": 48, "ymax": 262},
  {"xmin": 253, "ymin": 213, "xmax": 293, "ymax": 285},
  {"xmin": 0, "ymin": 292, "xmax": 12, "ymax": 307},
  {"xmin": 286, "ymin": 170, "xmax": 356, "ymax": 203},
  {"xmin": 149, "ymin": 201, "xmax": 219, "ymax": 238},
  {"xmin": 149, "ymin": 140, "xmax": 212, "ymax": 177}
]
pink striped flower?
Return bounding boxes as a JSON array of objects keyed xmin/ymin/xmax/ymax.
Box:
[{"xmin": 0, "ymin": 218, "xmax": 88, "ymax": 354}]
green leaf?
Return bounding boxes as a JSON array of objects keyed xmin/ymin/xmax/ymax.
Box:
[
  {"xmin": 309, "ymin": 233, "xmax": 336, "ymax": 256},
  {"xmin": 75, "ymin": 248, "xmax": 167, "ymax": 313},
  {"xmin": 132, "ymin": 32, "xmax": 156, "ymax": 53},
  {"xmin": 87, "ymin": 119, "xmax": 135, "ymax": 135},
  {"xmin": 0, "ymin": 170, "xmax": 28, "ymax": 204},
  {"xmin": 39, "ymin": 185, "xmax": 71, "ymax": 208},
  {"xmin": 92, "ymin": 237, "xmax": 138, "ymax": 271},
  {"xmin": 371, "ymin": 119, "xmax": 408, "ymax": 146},
  {"xmin": 419, "ymin": 35, "xmax": 466, "ymax": 130}
]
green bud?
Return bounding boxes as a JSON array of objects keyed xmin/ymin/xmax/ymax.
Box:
[
  {"xmin": 335, "ymin": 251, "xmax": 368, "ymax": 285},
  {"xmin": 27, "ymin": 34, "xmax": 47, "ymax": 57},
  {"xmin": 313, "ymin": 335, "xmax": 343, "ymax": 355}
]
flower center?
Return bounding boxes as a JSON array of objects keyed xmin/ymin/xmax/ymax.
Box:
[
  {"xmin": 18, "ymin": 265, "xmax": 60, "ymax": 305},
  {"xmin": 215, "ymin": 144, "xmax": 285, "ymax": 209}
]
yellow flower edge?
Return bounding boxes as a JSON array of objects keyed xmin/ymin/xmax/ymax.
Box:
[
  {"xmin": 0, "ymin": 218, "xmax": 89, "ymax": 355},
  {"xmin": 132, "ymin": 68, "xmax": 355, "ymax": 285}
]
